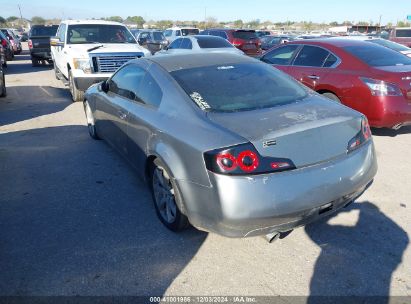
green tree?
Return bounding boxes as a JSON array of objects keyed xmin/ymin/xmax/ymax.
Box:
[
  {"xmin": 106, "ymin": 16, "xmax": 123, "ymax": 23},
  {"xmin": 233, "ymin": 19, "xmax": 243, "ymax": 28},
  {"xmin": 0, "ymin": 17, "xmax": 6, "ymax": 25},
  {"xmin": 397, "ymin": 21, "xmax": 410, "ymax": 27},
  {"xmin": 125, "ymin": 16, "xmax": 145, "ymax": 27},
  {"xmin": 330, "ymin": 21, "xmax": 339, "ymax": 26},
  {"xmin": 7, "ymin": 16, "xmax": 19, "ymax": 22},
  {"xmin": 155, "ymin": 20, "xmax": 173, "ymax": 29},
  {"xmin": 31, "ymin": 16, "xmax": 46, "ymax": 25}
]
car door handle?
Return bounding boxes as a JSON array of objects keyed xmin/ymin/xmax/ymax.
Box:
[
  {"xmin": 307, "ymin": 75, "xmax": 320, "ymax": 80},
  {"xmin": 118, "ymin": 111, "xmax": 127, "ymax": 120}
]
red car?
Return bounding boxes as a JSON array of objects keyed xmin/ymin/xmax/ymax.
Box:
[
  {"xmin": 200, "ymin": 29, "xmax": 262, "ymax": 56},
  {"xmin": 260, "ymin": 39, "xmax": 411, "ymax": 129}
]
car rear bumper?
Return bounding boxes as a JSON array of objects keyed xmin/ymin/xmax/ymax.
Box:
[
  {"xmin": 369, "ymin": 96, "xmax": 411, "ymax": 129},
  {"xmin": 30, "ymin": 49, "xmax": 52, "ymax": 60},
  {"xmin": 178, "ymin": 141, "xmax": 377, "ymax": 238}
]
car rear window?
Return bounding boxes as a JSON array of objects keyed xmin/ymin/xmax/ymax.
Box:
[
  {"xmin": 30, "ymin": 26, "xmax": 59, "ymax": 37},
  {"xmin": 232, "ymin": 31, "xmax": 257, "ymax": 40},
  {"xmin": 171, "ymin": 62, "xmax": 307, "ymax": 112},
  {"xmin": 181, "ymin": 29, "xmax": 199, "ymax": 36},
  {"xmin": 344, "ymin": 44, "xmax": 411, "ymax": 67},
  {"xmin": 368, "ymin": 39, "xmax": 409, "ymax": 52},
  {"xmin": 196, "ymin": 36, "xmax": 233, "ymax": 48},
  {"xmin": 396, "ymin": 29, "xmax": 411, "ymax": 38}
]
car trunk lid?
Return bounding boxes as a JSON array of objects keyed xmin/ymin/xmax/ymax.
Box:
[{"xmin": 206, "ymin": 96, "xmax": 361, "ymax": 168}]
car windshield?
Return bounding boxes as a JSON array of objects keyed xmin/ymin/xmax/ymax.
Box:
[
  {"xmin": 196, "ymin": 36, "xmax": 233, "ymax": 48},
  {"xmin": 67, "ymin": 24, "xmax": 136, "ymax": 44},
  {"xmin": 367, "ymin": 39, "xmax": 410, "ymax": 52},
  {"xmin": 30, "ymin": 26, "xmax": 59, "ymax": 37},
  {"xmin": 344, "ymin": 44, "xmax": 411, "ymax": 67},
  {"xmin": 182, "ymin": 28, "xmax": 199, "ymax": 36},
  {"xmin": 152, "ymin": 32, "xmax": 165, "ymax": 40},
  {"xmin": 171, "ymin": 62, "xmax": 307, "ymax": 112},
  {"xmin": 232, "ymin": 31, "xmax": 257, "ymax": 40}
]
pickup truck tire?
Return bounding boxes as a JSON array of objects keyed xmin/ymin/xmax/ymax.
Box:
[
  {"xmin": 0, "ymin": 73, "xmax": 6, "ymax": 97},
  {"xmin": 69, "ymin": 70, "xmax": 84, "ymax": 102},
  {"xmin": 31, "ymin": 59, "xmax": 39, "ymax": 67}
]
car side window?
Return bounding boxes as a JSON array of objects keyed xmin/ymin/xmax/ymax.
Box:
[
  {"xmin": 168, "ymin": 38, "xmax": 183, "ymax": 49},
  {"xmin": 293, "ymin": 45, "xmax": 330, "ymax": 67},
  {"xmin": 323, "ymin": 53, "xmax": 338, "ymax": 67},
  {"xmin": 109, "ymin": 65, "xmax": 146, "ymax": 100},
  {"xmin": 175, "ymin": 30, "xmax": 181, "ymax": 37},
  {"xmin": 135, "ymin": 72, "xmax": 163, "ymax": 107},
  {"xmin": 261, "ymin": 45, "xmax": 299, "ymax": 65},
  {"xmin": 180, "ymin": 38, "xmax": 192, "ymax": 49}
]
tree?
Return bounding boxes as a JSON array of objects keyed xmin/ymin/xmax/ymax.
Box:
[
  {"xmin": 106, "ymin": 16, "xmax": 123, "ymax": 23},
  {"xmin": 330, "ymin": 21, "xmax": 339, "ymax": 26},
  {"xmin": 233, "ymin": 19, "xmax": 243, "ymax": 28},
  {"xmin": 7, "ymin": 16, "xmax": 19, "ymax": 22},
  {"xmin": 31, "ymin": 16, "xmax": 46, "ymax": 25},
  {"xmin": 205, "ymin": 17, "xmax": 218, "ymax": 29},
  {"xmin": 0, "ymin": 17, "xmax": 6, "ymax": 25},
  {"xmin": 125, "ymin": 16, "xmax": 145, "ymax": 27},
  {"xmin": 155, "ymin": 20, "xmax": 173, "ymax": 29},
  {"xmin": 397, "ymin": 21, "xmax": 410, "ymax": 27}
]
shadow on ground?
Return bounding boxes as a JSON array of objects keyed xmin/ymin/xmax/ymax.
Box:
[
  {"xmin": 0, "ymin": 86, "xmax": 71, "ymax": 126},
  {"xmin": 372, "ymin": 126, "xmax": 411, "ymax": 137},
  {"xmin": 306, "ymin": 201, "xmax": 408, "ymax": 302},
  {"xmin": 0, "ymin": 125, "xmax": 207, "ymax": 295}
]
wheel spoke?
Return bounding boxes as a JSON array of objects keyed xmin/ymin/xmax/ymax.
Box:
[{"xmin": 153, "ymin": 166, "xmax": 177, "ymax": 224}]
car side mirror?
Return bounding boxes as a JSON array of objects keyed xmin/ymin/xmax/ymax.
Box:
[
  {"xmin": 50, "ymin": 36, "xmax": 64, "ymax": 46},
  {"xmin": 101, "ymin": 80, "xmax": 109, "ymax": 93}
]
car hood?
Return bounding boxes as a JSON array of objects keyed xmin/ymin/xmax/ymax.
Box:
[
  {"xmin": 66, "ymin": 43, "xmax": 150, "ymax": 58},
  {"xmin": 206, "ymin": 95, "xmax": 362, "ymax": 167}
]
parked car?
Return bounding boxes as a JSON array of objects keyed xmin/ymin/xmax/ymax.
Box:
[
  {"xmin": 83, "ymin": 53, "xmax": 377, "ymax": 241},
  {"xmin": 388, "ymin": 27, "xmax": 411, "ymax": 47},
  {"xmin": 255, "ymin": 30, "xmax": 271, "ymax": 38},
  {"xmin": 334, "ymin": 36, "xmax": 411, "ymax": 58},
  {"xmin": 129, "ymin": 28, "xmax": 144, "ymax": 38},
  {"xmin": 260, "ymin": 38, "xmax": 411, "ymax": 129},
  {"xmin": 0, "ymin": 62, "xmax": 6, "ymax": 97},
  {"xmin": 200, "ymin": 29, "xmax": 262, "ymax": 56},
  {"xmin": 136, "ymin": 30, "xmax": 168, "ymax": 54},
  {"xmin": 0, "ymin": 43, "xmax": 6, "ymax": 67},
  {"xmin": 28, "ymin": 25, "xmax": 59, "ymax": 66},
  {"xmin": 0, "ymin": 30, "xmax": 14, "ymax": 60},
  {"xmin": 51, "ymin": 20, "xmax": 150, "ymax": 102},
  {"xmin": 0, "ymin": 29, "xmax": 22, "ymax": 54},
  {"xmin": 261, "ymin": 35, "xmax": 295, "ymax": 50},
  {"xmin": 156, "ymin": 35, "xmax": 244, "ymax": 55},
  {"xmin": 164, "ymin": 27, "xmax": 200, "ymax": 42}
]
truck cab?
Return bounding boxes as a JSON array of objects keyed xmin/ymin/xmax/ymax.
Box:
[
  {"xmin": 388, "ymin": 27, "xmax": 411, "ymax": 47},
  {"xmin": 51, "ymin": 20, "xmax": 151, "ymax": 101}
]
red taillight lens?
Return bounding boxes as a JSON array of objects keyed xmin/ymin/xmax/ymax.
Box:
[
  {"xmin": 28, "ymin": 39, "xmax": 33, "ymax": 49},
  {"xmin": 1, "ymin": 39, "xmax": 6, "ymax": 47},
  {"xmin": 347, "ymin": 116, "xmax": 372, "ymax": 153},
  {"xmin": 205, "ymin": 143, "xmax": 295, "ymax": 175}
]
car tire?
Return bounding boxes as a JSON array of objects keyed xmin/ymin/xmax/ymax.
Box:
[
  {"xmin": 31, "ymin": 58, "xmax": 38, "ymax": 67},
  {"xmin": 0, "ymin": 73, "xmax": 6, "ymax": 97},
  {"xmin": 53, "ymin": 62, "xmax": 60, "ymax": 80},
  {"xmin": 69, "ymin": 70, "xmax": 84, "ymax": 102},
  {"xmin": 150, "ymin": 159, "xmax": 189, "ymax": 232},
  {"xmin": 84, "ymin": 100, "xmax": 100, "ymax": 140},
  {"xmin": 322, "ymin": 92, "xmax": 341, "ymax": 103}
]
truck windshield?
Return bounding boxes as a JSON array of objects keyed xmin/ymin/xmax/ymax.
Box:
[{"xmin": 67, "ymin": 24, "xmax": 136, "ymax": 44}]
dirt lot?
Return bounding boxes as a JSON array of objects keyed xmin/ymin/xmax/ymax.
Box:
[{"xmin": 0, "ymin": 45, "xmax": 410, "ymax": 300}]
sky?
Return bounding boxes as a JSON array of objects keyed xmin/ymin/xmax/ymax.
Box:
[{"xmin": 0, "ymin": 0, "xmax": 410, "ymax": 24}]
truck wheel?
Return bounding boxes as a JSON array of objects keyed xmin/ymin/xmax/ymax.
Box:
[
  {"xmin": 69, "ymin": 70, "xmax": 84, "ymax": 102},
  {"xmin": 0, "ymin": 73, "xmax": 6, "ymax": 97},
  {"xmin": 31, "ymin": 58, "xmax": 38, "ymax": 67}
]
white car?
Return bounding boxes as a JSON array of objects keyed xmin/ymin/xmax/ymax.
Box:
[
  {"xmin": 156, "ymin": 35, "xmax": 244, "ymax": 56},
  {"xmin": 334, "ymin": 35, "xmax": 411, "ymax": 57},
  {"xmin": 51, "ymin": 20, "xmax": 151, "ymax": 101},
  {"xmin": 163, "ymin": 27, "xmax": 199, "ymax": 42}
]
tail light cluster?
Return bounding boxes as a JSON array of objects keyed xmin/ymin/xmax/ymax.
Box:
[
  {"xmin": 347, "ymin": 116, "xmax": 372, "ymax": 153},
  {"xmin": 1, "ymin": 38, "xmax": 7, "ymax": 47},
  {"xmin": 360, "ymin": 77, "xmax": 402, "ymax": 97},
  {"xmin": 204, "ymin": 143, "xmax": 296, "ymax": 176},
  {"xmin": 28, "ymin": 39, "xmax": 33, "ymax": 49}
]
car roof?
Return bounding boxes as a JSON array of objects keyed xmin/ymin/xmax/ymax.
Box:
[
  {"xmin": 166, "ymin": 27, "xmax": 199, "ymax": 30},
  {"xmin": 288, "ymin": 37, "xmax": 376, "ymax": 47},
  {"xmin": 61, "ymin": 19, "xmax": 124, "ymax": 26},
  {"xmin": 144, "ymin": 53, "xmax": 256, "ymax": 72}
]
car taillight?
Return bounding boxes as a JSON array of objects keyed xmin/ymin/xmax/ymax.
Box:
[
  {"xmin": 232, "ymin": 39, "xmax": 242, "ymax": 47},
  {"xmin": 347, "ymin": 116, "xmax": 372, "ymax": 153},
  {"xmin": 28, "ymin": 39, "xmax": 33, "ymax": 49},
  {"xmin": 360, "ymin": 77, "xmax": 402, "ymax": 97},
  {"xmin": 204, "ymin": 143, "xmax": 295, "ymax": 175},
  {"xmin": 1, "ymin": 39, "xmax": 7, "ymax": 47}
]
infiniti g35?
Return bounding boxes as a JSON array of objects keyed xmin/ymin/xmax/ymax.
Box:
[{"xmin": 83, "ymin": 53, "xmax": 377, "ymax": 240}]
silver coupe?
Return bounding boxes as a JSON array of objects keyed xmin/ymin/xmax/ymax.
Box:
[{"xmin": 84, "ymin": 53, "xmax": 377, "ymax": 241}]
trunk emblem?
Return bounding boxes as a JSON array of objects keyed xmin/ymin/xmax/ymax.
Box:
[{"xmin": 263, "ymin": 139, "xmax": 277, "ymax": 148}]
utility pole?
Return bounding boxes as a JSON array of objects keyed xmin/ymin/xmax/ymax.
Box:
[{"xmin": 18, "ymin": 4, "xmax": 23, "ymax": 20}]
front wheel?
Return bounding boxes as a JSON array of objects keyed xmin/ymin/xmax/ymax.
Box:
[
  {"xmin": 150, "ymin": 159, "xmax": 189, "ymax": 232},
  {"xmin": 69, "ymin": 70, "xmax": 84, "ymax": 102}
]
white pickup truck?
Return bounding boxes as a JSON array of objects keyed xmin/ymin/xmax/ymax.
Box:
[{"xmin": 51, "ymin": 20, "xmax": 151, "ymax": 101}]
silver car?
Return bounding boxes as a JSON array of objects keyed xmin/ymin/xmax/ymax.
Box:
[
  {"xmin": 84, "ymin": 53, "xmax": 377, "ymax": 241},
  {"xmin": 156, "ymin": 35, "xmax": 244, "ymax": 55}
]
